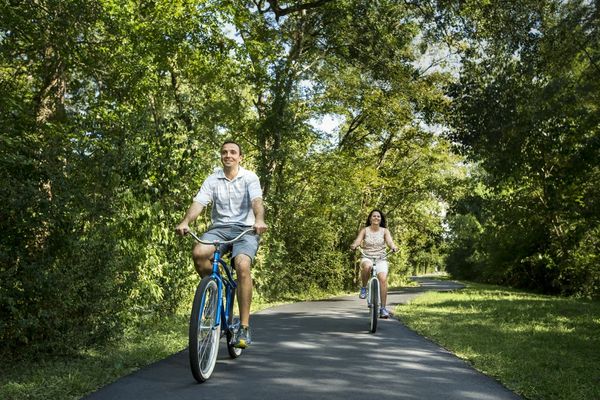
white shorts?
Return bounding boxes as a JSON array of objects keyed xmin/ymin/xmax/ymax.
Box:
[{"xmin": 360, "ymin": 258, "xmax": 389, "ymax": 274}]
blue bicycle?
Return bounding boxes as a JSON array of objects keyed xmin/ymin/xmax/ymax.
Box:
[{"xmin": 186, "ymin": 228, "xmax": 254, "ymax": 383}]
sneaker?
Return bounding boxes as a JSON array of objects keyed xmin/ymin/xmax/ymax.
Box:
[
  {"xmin": 232, "ymin": 325, "xmax": 251, "ymax": 348},
  {"xmin": 380, "ymin": 307, "xmax": 390, "ymax": 319},
  {"xmin": 359, "ymin": 287, "xmax": 367, "ymax": 299}
]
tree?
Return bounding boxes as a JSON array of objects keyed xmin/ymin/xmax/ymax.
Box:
[
  {"xmin": 1, "ymin": 0, "xmax": 465, "ymax": 355},
  {"xmin": 443, "ymin": 0, "xmax": 600, "ymax": 296}
]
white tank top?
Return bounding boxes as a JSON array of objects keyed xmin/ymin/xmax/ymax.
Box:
[{"xmin": 363, "ymin": 228, "xmax": 386, "ymax": 257}]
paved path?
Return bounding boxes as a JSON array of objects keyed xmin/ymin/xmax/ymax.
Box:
[{"xmin": 84, "ymin": 277, "xmax": 521, "ymax": 400}]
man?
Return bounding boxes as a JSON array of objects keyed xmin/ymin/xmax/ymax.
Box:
[{"xmin": 175, "ymin": 140, "xmax": 267, "ymax": 348}]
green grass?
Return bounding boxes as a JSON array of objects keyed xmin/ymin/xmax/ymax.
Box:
[
  {"xmin": 394, "ymin": 281, "xmax": 600, "ymax": 400},
  {"xmin": 0, "ymin": 313, "xmax": 190, "ymax": 400},
  {"xmin": 4, "ymin": 281, "xmax": 598, "ymax": 400},
  {"xmin": 0, "ymin": 292, "xmax": 324, "ymax": 400}
]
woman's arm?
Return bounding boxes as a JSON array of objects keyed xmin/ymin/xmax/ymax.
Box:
[
  {"xmin": 384, "ymin": 228, "xmax": 398, "ymax": 252},
  {"xmin": 350, "ymin": 228, "xmax": 366, "ymax": 250}
]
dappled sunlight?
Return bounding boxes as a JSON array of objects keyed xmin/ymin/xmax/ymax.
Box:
[
  {"xmin": 83, "ymin": 279, "xmax": 521, "ymax": 400},
  {"xmin": 279, "ymin": 341, "xmax": 322, "ymax": 350},
  {"xmin": 397, "ymin": 284, "xmax": 600, "ymax": 400}
]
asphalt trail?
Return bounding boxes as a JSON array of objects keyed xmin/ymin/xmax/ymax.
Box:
[{"xmin": 84, "ymin": 277, "xmax": 521, "ymax": 400}]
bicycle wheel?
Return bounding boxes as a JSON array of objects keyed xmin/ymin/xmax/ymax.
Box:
[
  {"xmin": 189, "ymin": 276, "xmax": 221, "ymax": 383},
  {"xmin": 369, "ymin": 278, "xmax": 379, "ymax": 333},
  {"xmin": 225, "ymin": 288, "xmax": 243, "ymax": 358}
]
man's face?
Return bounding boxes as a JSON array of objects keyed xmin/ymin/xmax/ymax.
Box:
[{"xmin": 220, "ymin": 143, "xmax": 242, "ymax": 168}]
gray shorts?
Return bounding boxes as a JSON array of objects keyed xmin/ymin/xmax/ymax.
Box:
[{"xmin": 200, "ymin": 225, "xmax": 260, "ymax": 263}]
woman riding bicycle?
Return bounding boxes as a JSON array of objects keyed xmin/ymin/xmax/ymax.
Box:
[{"xmin": 350, "ymin": 209, "xmax": 398, "ymax": 318}]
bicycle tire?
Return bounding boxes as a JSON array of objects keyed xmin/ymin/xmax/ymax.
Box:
[
  {"xmin": 225, "ymin": 289, "xmax": 243, "ymax": 358},
  {"xmin": 189, "ymin": 276, "xmax": 221, "ymax": 383},
  {"xmin": 369, "ymin": 278, "xmax": 379, "ymax": 333}
]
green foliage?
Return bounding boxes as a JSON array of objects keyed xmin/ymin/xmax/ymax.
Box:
[
  {"xmin": 1, "ymin": 0, "xmax": 460, "ymax": 357},
  {"xmin": 0, "ymin": 313, "xmax": 189, "ymax": 400},
  {"xmin": 397, "ymin": 281, "xmax": 600, "ymax": 400},
  {"xmin": 232, "ymin": 0, "xmax": 456, "ymax": 298},
  {"xmin": 0, "ymin": 0, "xmax": 236, "ymax": 353},
  {"xmin": 443, "ymin": 0, "xmax": 600, "ymax": 297}
]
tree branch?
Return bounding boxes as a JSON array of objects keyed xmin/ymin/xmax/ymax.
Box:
[{"xmin": 267, "ymin": 0, "xmax": 334, "ymax": 20}]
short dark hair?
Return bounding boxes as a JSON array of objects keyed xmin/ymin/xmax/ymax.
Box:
[
  {"xmin": 366, "ymin": 209, "xmax": 387, "ymax": 228},
  {"xmin": 221, "ymin": 140, "xmax": 243, "ymax": 156}
]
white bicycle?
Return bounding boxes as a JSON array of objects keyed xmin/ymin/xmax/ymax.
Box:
[{"xmin": 357, "ymin": 248, "xmax": 393, "ymax": 333}]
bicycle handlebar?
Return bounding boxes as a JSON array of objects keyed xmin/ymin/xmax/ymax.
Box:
[
  {"xmin": 187, "ymin": 228, "xmax": 255, "ymax": 246},
  {"xmin": 356, "ymin": 246, "xmax": 394, "ymax": 261}
]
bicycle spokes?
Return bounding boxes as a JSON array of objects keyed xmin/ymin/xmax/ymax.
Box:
[{"xmin": 189, "ymin": 277, "xmax": 221, "ymax": 383}]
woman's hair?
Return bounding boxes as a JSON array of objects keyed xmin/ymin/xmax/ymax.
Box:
[{"xmin": 366, "ymin": 209, "xmax": 387, "ymax": 228}]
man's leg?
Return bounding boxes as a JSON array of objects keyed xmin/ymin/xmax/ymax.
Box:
[
  {"xmin": 192, "ymin": 243, "xmax": 214, "ymax": 277},
  {"xmin": 234, "ymin": 254, "xmax": 252, "ymax": 326},
  {"xmin": 229, "ymin": 228, "xmax": 259, "ymax": 348}
]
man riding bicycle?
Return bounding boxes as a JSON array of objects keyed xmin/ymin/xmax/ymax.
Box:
[{"xmin": 175, "ymin": 140, "xmax": 268, "ymax": 348}]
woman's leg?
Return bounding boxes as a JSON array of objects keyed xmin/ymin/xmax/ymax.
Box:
[
  {"xmin": 377, "ymin": 271, "xmax": 388, "ymax": 308},
  {"xmin": 360, "ymin": 260, "xmax": 373, "ymax": 287}
]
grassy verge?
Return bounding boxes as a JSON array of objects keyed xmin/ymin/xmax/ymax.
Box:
[
  {"xmin": 394, "ymin": 281, "xmax": 600, "ymax": 400},
  {"xmin": 0, "ymin": 291, "xmax": 340, "ymax": 400},
  {"xmin": 0, "ymin": 313, "xmax": 189, "ymax": 400},
  {"xmin": 9, "ymin": 280, "xmax": 594, "ymax": 400}
]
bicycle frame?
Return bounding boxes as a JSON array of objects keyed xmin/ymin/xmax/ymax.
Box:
[
  {"xmin": 188, "ymin": 230, "xmax": 248, "ymax": 333},
  {"xmin": 187, "ymin": 227, "xmax": 254, "ymax": 382},
  {"xmin": 358, "ymin": 248, "xmax": 392, "ymax": 291},
  {"xmin": 357, "ymin": 247, "xmax": 393, "ymax": 333},
  {"xmin": 367, "ymin": 264, "xmax": 381, "ymax": 308}
]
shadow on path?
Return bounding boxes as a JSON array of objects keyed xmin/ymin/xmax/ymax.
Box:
[{"xmin": 84, "ymin": 277, "xmax": 519, "ymax": 400}]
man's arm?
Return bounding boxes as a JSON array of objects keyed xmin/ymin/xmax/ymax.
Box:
[
  {"xmin": 175, "ymin": 202, "xmax": 205, "ymax": 236},
  {"xmin": 251, "ymin": 198, "xmax": 268, "ymax": 234}
]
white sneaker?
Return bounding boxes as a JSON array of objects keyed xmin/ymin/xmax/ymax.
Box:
[
  {"xmin": 359, "ymin": 287, "xmax": 367, "ymax": 299},
  {"xmin": 380, "ymin": 307, "xmax": 390, "ymax": 319}
]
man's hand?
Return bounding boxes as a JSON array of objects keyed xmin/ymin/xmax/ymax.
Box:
[
  {"xmin": 253, "ymin": 220, "xmax": 268, "ymax": 235},
  {"xmin": 175, "ymin": 222, "xmax": 190, "ymax": 236},
  {"xmin": 176, "ymin": 203, "xmax": 203, "ymax": 236}
]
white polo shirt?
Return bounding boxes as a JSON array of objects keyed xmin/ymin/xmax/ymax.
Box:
[{"xmin": 193, "ymin": 166, "xmax": 262, "ymax": 227}]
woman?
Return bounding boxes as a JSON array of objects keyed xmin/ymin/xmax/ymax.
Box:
[{"xmin": 350, "ymin": 209, "xmax": 398, "ymax": 318}]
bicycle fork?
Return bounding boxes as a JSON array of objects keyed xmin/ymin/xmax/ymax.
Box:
[
  {"xmin": 366, "ymin": 275, "xmax": 381, "ymax": 308},
  {"xmin": 218, "ymin": 259, "xmax": 241, "ymax": 342}
]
